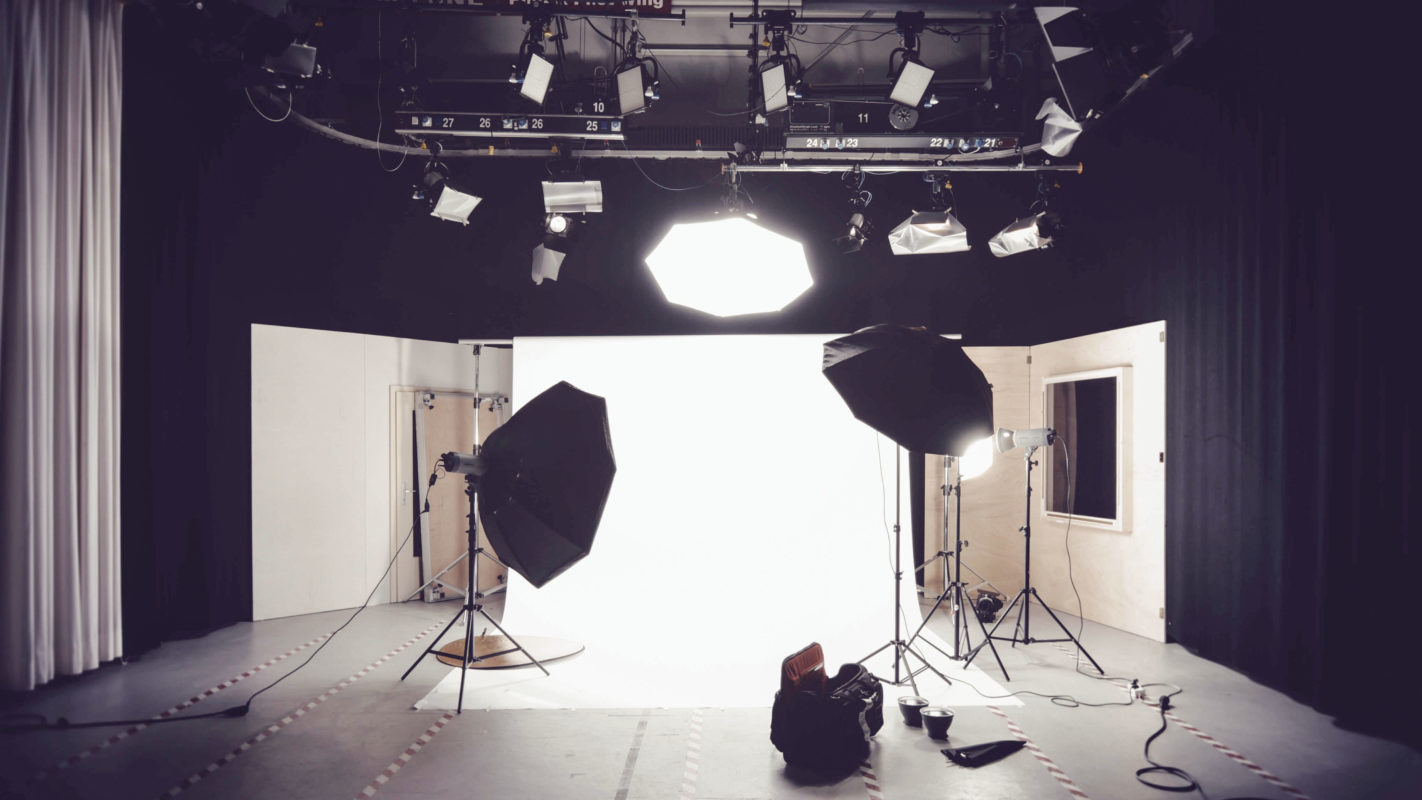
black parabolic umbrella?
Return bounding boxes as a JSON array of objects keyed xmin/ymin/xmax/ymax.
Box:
[
  {"xmin": 822, "ymin": 325, "xmax": 993, "ymax": 456},
  {"xmin": 477, "ymin": 381, "xmax": 616, "ymax": 588}
]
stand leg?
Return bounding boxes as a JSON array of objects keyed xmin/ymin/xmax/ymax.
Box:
[
  {"xmin": 1028, "ymin": 589, "xmax": 1104, "ymax": 674},
  {"xmin": 401, "ymin": 602, "xmax": 468, "ymax": 681}
]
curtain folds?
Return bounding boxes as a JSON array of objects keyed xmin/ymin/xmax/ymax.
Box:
[{"xmin": 0, "ymin": 0, "xmax": 123, "ymax": 692}]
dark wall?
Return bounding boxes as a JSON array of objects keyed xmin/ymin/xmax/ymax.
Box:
[{"xmin": 121, "ymin": 4, "xmax": 1414, "ymax": 743}]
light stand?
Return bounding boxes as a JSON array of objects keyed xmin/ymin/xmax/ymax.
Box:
[
  {"xmin": 908, "ymin": 456, "xmax": 1006, "ymax": 677},
  {"xmin": 965, "ymin": 444, "xmax": 1103, "ymax": 676},
  {"xmin": 856, "ymin": 447, "xmax": 955, "ymax": 692},
  {"xmin": 401, "ymin": 466, "xmax": 549, "ymax": 713}
]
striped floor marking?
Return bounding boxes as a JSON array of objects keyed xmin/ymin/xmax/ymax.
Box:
[
  {"xmin": 1162, "ymin": 710, "xmax": 1312, "ymax": 800},
  {"xmin": 858, "ymin": 760, "xmax": 884, "ymax": 800},
  {"xmin": 678, "ymin": 708, "xmax": 705, "ymax": 800},
  {"xmin": 160, "ymin": 621, "xmax": 442, "ymax": 799},
  {"xmin": 34, "ymin": 631, "xmax": 331, "ymax": 782},
  {"xmin": 354, "ymin": 712, "xmax": 455, "ymax": 798},
  {"xmin": 613, "ymin": 712, "xmax": 650, "ymax": 800},
  {"xmin": 1046, "ymin": 643, "xmax": 1312, "ymax": 800},
  {"xmin": 986, "ymin": 705, "xmax": 1091, "ymax": 799}
]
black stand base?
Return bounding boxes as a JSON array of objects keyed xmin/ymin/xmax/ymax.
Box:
[
  {"xmin": 909, "ymin": 569, "xmax": 1008, "ymax": 679},
  {"xmin": 857, "ymin": 638, "xmax": 955, "ymax": 695},
  {"xmin": 399, "ymin": 472, "xmax": 550, "ymax": 714},
  {"xmin": 966, "ymin": 586, "xmax": 1104, "ymax": 676}
]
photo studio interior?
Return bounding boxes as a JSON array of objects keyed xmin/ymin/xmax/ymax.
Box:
[{"xmin": 2, "ymin": 1, "xmax": 1417, "ymax": 799}]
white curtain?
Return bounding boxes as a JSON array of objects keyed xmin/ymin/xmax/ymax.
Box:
[{"xmin": 1, "ymin": 0, "xmax": 123, "ymax": 692}]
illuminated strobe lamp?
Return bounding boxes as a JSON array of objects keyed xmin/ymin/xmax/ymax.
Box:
[
  {"xmin": 645, "ymin": 215, "xmax": 811, "ymax": 317},
  {"xmin": 888, "ymin": 210, "xmax": 970, "ymax": 255},
  {"xmin": 988, "ymin": 211, "xmax": 1061, "ymax": 257}
]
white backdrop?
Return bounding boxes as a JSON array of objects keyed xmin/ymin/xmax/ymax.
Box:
[{"xmin": 417, "ymin": 334, "xmax": 1013, "ymax": 709}]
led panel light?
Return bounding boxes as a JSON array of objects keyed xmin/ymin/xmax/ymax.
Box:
[
  {"xmin": 617, "ymin": 64, "xmax": 646, "ymax": 114},
  {"xmin": 645, "ymin": 216, "xmax": 811, "ymax": 317},
  {"xmin": 887, "ymin": 210, "xmax": 969, "ymax": 255},
  {"xmin": 430, "ymin": 186, "xmax": 482, "ymax": 225},
  {"xmin": 761, "ymin": 63, "xmax": 790, "ymax": 113},
  {"xmin": 542, "ymin": 181, "xmax": 603, "ymax": 214},
  {"xmin": 520, "ymin": 52, "xmax": 555, "ymax": 104},
  {"xmin": 890, "ymin": 59, "xmax": 935, "ymax": 107}
]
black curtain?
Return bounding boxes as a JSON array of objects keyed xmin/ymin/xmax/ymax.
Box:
[
  {"xmin": 121, "ymin": 10, "xmax": 253, "ymax": 652},
  {"xmin": 1064, "ymin": 7, "xmax": 1417, "ymax": 743}
]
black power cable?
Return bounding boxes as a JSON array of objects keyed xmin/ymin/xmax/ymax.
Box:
[{"xmin": 3, "ymin": 469, "xmax": 444, "ymax": 733}]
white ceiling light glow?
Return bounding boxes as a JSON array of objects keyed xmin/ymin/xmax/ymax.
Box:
[
  {"xmin": 890, "ymin": 59, "xmax": 935, "ymax": 108},
  {"xmin": 645, "ymin": 216, "xmax": 812, "ymax": 317},
  {"xmin": 520, "ymin": 51, "xmax": 555, "ymax": 105}
]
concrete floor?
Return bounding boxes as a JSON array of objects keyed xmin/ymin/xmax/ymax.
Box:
[{"xmin": 2, "ymin": 595, "xmax": 1419, "ymax": 800}]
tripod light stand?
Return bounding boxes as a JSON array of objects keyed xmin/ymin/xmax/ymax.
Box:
[
  {"xmin": 908, "ymin": 445, "xmax": 1007, "ymax": 678},
  {"xmin": 401, "ymin": 461, "xmax": 549, "ymax": 713},
  {"xmin": 965, "ymin": 427, "xmax": 1103, "ymax": 676},
  {"xmin": 400, "ymin": 381, "xmax": 617, "ymax": 713},
  {"xmin": 822, "ymin": 324, "xmax": 995, "ymax": 692},
  {"xmin": 853, "ymin": 445, "xmax": 956, "ymax": 692}
]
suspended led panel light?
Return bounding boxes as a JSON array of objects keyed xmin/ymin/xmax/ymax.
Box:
[
  {"xmin": 520, "ymin": 52, "xmax": 555, "ymax": 104},
  {"xmin": 645, "ymin": 216, "xmax": 811, "ymax": 317},
  {"xmin": 889, "ymin": 59, "xmax": 935, "ymax": 108},
  {"xmin": 888, "ymin": 210, "xmax": 969, "ymax": 255},
  {"xmin": 617, "ymin": 63, "xmax": 648, "ymax": 114},
  {"xmin": 761, "ymin": 63, "xmax": 791, "ymax": 113}
]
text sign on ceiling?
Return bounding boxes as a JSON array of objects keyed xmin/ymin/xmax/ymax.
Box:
[{"xmin": 376, "ymin": 0, "xmax": 676, "ymax": 16}]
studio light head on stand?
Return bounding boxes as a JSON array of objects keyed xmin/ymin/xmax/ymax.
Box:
[
  {"xmin": 401, "ymin": 381, "xmax": 617, "ymax": 712},
  {"xmin": 964, "ymin": 426, "xmax": 1105, "ymax": 679}
]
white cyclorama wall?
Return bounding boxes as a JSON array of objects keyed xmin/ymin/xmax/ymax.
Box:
[
  {"xmin": 250, "ymin": 324, "xmax": 507, "ymax": 621},
  {"xmin": 501, "ymin": 335, "xmax": 922, "ymax": 703}
]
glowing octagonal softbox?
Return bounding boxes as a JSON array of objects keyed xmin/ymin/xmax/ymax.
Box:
[
  {"xmin": 822, "ymin": 325, "xmax": 993, "ymax": 456},
  {"xmin": 478, "ymin": 381, "xmax": 616, "ymax": 588},
  {"xmin": 645, "ymin": 216, "xmax": 812, "ymax": 317}
]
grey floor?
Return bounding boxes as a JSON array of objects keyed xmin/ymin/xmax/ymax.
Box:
[{"xmin": 3, "ymin": 594, "xmax": 1419, "ymax": 800}]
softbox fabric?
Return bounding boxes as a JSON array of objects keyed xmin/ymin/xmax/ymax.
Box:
[
  {"xmin": 478, "ymin": 381, "xmax": 615, "ymax": 588},
  {"xmin": 822, "ymin": 325, "xmax": 993, "ymax": 456}
]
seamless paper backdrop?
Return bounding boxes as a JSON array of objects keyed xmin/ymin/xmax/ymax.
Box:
[{"xmin": 417, "ymin": 334, "xmax": 1014, "ymax": 709}]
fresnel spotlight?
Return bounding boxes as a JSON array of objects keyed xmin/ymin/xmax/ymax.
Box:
[
  {"xmin": 532, "ymin": 172, "xmax": 603, "ymax": 285},
  {"xmin": 412, "ymin": 145, "xmax": 481, "ymax": 225},
  {"xmin": 888, "ymin": 174, "xmax": 969, "ymax": 255}
]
